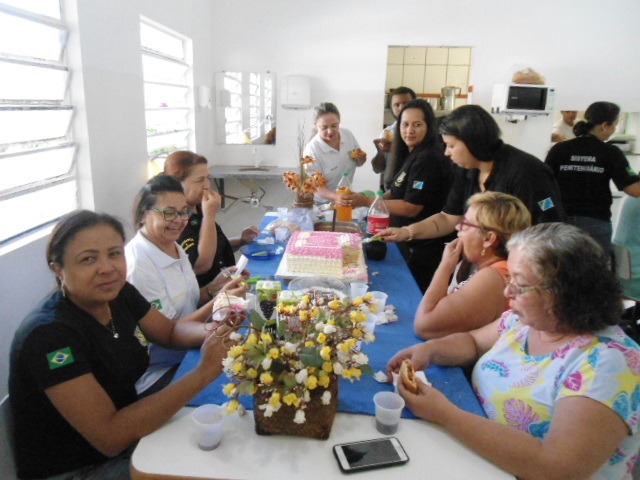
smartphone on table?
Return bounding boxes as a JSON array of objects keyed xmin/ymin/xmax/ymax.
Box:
[{"xmin": 333, "ymin": 437, "xmax": 409, "ymax": 473}]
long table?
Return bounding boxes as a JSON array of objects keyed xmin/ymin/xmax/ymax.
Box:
[{"xmin": 130, "ymin": 214, "xmax": 513, "ymax": 479}]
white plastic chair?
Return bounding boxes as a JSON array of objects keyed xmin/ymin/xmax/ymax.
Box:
[{"xmin": 0, "ymin": 395, "xmax": 17, "ymax": 479}]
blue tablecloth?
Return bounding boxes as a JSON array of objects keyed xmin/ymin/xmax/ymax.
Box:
[{"xmin": 173, "ymin": 214, "xmax": 485, "ymax": 418}]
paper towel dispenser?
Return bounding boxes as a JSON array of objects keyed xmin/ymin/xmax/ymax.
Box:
[{"xmin": 281, "ymin": 75, "xmax": 310, "ymax": 109}]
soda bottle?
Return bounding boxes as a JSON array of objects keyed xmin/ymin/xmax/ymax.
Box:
[
  {"xmin": 366, "ymin": 190, "xmax": 390, "ymax": 235},
  {"xmin": 335, "ymin": 172, "xmax": 352, "ymax": 222}
]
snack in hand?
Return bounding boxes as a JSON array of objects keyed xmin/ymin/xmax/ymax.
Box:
[
  {"xmin": 399, "ymin": 359, "xmax": 419, "ymax": 394},
  {"xmin": 384, "ymin": 129, "xmax": 393, "ymax": 141},
  {"xmin": 349, "ymin": 147, "xmax": 365, "ymax": 160}
]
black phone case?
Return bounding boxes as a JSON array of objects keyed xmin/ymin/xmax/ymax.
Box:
[{"xmin": 332, "ymin": 437, "xmax": 409, "ymax": 474}]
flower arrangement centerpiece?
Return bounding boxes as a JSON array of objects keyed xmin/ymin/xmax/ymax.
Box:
[
  {"xmin": 222, "ymin": 287, "xmax": 376, "ymax": 439},
  {"xmin": 283, "ymin": 123, "xmax": 327, "ymax": 209}
]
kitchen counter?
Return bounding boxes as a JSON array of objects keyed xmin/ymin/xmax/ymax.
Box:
[{"xmin": 209, "ymin": 165, "xmax": 290, "ymax": 208}]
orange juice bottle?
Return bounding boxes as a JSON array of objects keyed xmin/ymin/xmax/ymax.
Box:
[{"xmin": 335, "ymin": 172, "xmax": 352, "ymax": 222}]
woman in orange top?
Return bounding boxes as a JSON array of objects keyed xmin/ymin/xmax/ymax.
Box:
[{"xmin": 414, "ymin": 192, "xmax": 531, "ymax": 339}]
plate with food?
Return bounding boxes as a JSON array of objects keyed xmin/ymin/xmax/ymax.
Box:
[{"xmin": 243, "ymin": 243, "xmax": 285, "ymax": 260}]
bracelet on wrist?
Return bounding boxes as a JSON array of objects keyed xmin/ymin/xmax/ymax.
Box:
[
  {"xmin": 206, "ymin": 287, "xmax": 218, "ymax": 299},
  {"xmin": 403, "ymin": 225, "xmax": 414, "ymax": 242}
]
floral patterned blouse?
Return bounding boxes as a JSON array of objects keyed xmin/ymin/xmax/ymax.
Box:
[{"xmin": 472, "ymin": 311, "xmax": 640, "ymax": 479}]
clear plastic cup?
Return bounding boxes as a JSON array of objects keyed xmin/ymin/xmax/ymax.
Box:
[
  {"xmin": 369, "ymin": 291, "xmax": 388, "ymax": 312},
  {"xmin": 373, "ymin": 391, "xmax": 405, "ymax": 434},
  {"xmin": 350, "ymin": 282, "xmax": 368, "ymax": 299},
  {"xmin": 192, "ymin": 404, "xmax": 224, "ymax": 450},
  {"xmin": 364, "ymin": 313, "xmax": 378, "ymax": 334}
]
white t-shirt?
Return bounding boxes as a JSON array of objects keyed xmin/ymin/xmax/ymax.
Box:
[
  {"xmin": 125, "ymin": 231, "xmax": 201, "ymax": 393},
  {"xmin": 303, "ymin": 128, "xmax": 361, "ymax": 202},
  {"xmin": 552, "ymin": 118, "xmax": 575, "ymax": 142}
]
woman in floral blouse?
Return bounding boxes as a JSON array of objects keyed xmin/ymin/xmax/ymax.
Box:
[{"xmin": 388, "ymin": 222, "xmax": 640, "ymax": 479}]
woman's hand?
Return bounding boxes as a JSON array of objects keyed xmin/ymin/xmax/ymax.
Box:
[
  {"xmin": 240, "ymin": 225, "xmax": 260, "ymax": 245},
  {"xmin": 397, "ymin": 377, "xmax": 452, "ymax": 425},
  {"xmin": 197, "ymin": 322, "xmax": 239, "ymax": 382},
  {"xmin": 350, "ymin": 149, "xmax": 367, "ymax": 166},
  {"xmin": 440, "ymin": 238, "xmax": 464, "ymax": 273},
  {"xmin": 337, "ymin": 192, "xmax": 369, "ymax": 209},
  {"xmin": 386, "ymin": 343, "xmax": 431, "ymax": 381},
  {"xmin": 201, "ymin": 189, "xmax": 222, "ymax": 217},
  {"xmin": 376, "ymin": 226, "xmax": 409, "ymax": 243},
  {"xmin": 219, "ymin": 275, "xmax": 248, "ymax": 298},
  {"xmin": 373, "ymin": 138, "xmax": 392, "ymax": 154}
]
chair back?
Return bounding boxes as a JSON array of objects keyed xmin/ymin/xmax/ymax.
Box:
[{"xmin": 0, "ymin": 395, "xmax": 17, "ymax": 479}]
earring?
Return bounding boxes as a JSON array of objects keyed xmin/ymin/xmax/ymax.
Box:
[
  {"xmin": 481, "ymin": 247, "xmax": 486, "ymax": 257},
  {"xmin": 60, "ymin": 280, "xmax": 66, "ymax": 298}
]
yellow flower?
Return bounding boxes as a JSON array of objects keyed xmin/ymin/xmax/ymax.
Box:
[
  {"xmin": 268, "ymin": 348, "xmax": 280, "ymax": 359},
  {"xmin": 283, "ymin": 393, "xmax": 301, "ymax": 407},
  {"xmin": 226, "ymin": 399, "xmax": 240, "ymax": 413},
  {"xmin": 343, "ymin": 368, "xmax": 362, "ymax": 380},
  {"xmin": 320, "ymin": 346, "xmax": 331, "ymax": 361},
  {"xmin": 311, "ymin": 307, "xmax": 321, "ymax": 318},
  {"xmin": 269, "ymin": 392, "xmax": 281, "ymax": 407},
  {"xmin": 223, "ymin": 383, "xmax": 236, "ymax": 397},
  {"xmin": 260, "ymin": 372, "xmax": 274, "ymax": 384},
  {"xmin": 328, "ymin": 300, "xmax": 343, "ymax": 311},
  {"xmin": 231, "ymin": 361, "xmax": 244, "ymax": 374},
  {"xmin": 322, "ymin": 361, "xmax": 333, "ymax": 373},
  {"xmin": 307, "ymin": 375, "xmax": 318, "ymax": 390},
  {"xmin": 260, "ymin": 333, "xmax": 273, "ymax": 345},
  {"xmin": 318, "ymin": 372, "xmax": 331, "ymax": 388},
  {"xmin": 349, "ymin": 310, "xmax": 367, "ymax": 323},
  {"xmin": 317, "ymin": 332, "xmax": 327, "ymax": 344},
  {"xmin": 299, "ymin": 310, "xmax": 309, "ymax": 322},
  {"xmin": 246, "ymin": 368, "xmax": 258, "ymax": 379},
  {"xmin": 302, "ymin": 295, "xmax": 310, "ymax": 304},
  {"xmin": 228, "ymin": 345, "xmax": 244, "ymax": 358},
  {"xmin": 369, "ymin": 304, "xmax": 378, "ymax": 313},
  {"xmin": 345, "ymin": 338, "xmax": 357, "ymax": 349},
  {"xmin": 246, "ymin": 333, "xmax": 258, "ymax": 345},
  {"xmin": 351, "ymin": 297, "xmax": 364, "ymax": 307},
  {"xmin": 352, "ymin": 328, "xmax": 363, "ymax": 339},
  {"xmin": 305, "ymin": 340, "xmax": 315, "ymax": 347}
]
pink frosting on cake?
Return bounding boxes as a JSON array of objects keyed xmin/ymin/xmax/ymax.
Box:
[{"xmin": 287, "ymin": 231, "xmax": 359, "ymax": 259}]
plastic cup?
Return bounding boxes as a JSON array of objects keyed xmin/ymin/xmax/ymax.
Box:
[
  {"xmin": 350, "ymin": 282, "xmax": 368, "ymax": 299},
  {"xmin": 370, "ymin": 291, "xmax": 388, "ymax": 312},
  {"xmin": 373, "ymin": 391, "xmax": 405, "ymax": 434},
  {"xmin": 364, "ymin": 313, "xmax": 377, "ymax": 334},
  {"xmin": 277, "ymin": 207, "xmax": 288, "ymax": 220},
  {"xmin": 192, "ymin": 404, "xmax": 224, "ymax": 450}
]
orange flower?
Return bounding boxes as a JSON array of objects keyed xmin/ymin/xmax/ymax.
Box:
[
  {"xmin": 283, "ymin": 171, "xmax": 300, "ymax": 191},
  {"xmin": 312, "ymin": 172, "xmax": 327, "ymax": 188},
  {"xmin": 283, "ymin": 155, "xmax": 326, "ymax": 195},
  {"xmin": 301, "ymin": 155, "xmax": 316, "ymax": 165}
]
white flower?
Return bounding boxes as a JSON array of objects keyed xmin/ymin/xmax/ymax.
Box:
[
  {"xmin": 321, "ymin": 390, "xmax": 332, "ymax": 405},
  {"xmin": 283, "ymin": 342, "xmax": 298, "ymax": 354},
  {"xmin": 353, "ymin": 352, "xmax": 369, "ymax": 365},
  {"xmin": 364, "ymin": 332, "xmax": 375, "ymax": 343},
  {"xmin": 315, "ymin": 322, "xmax": 324, "ymax": 332},
  {"xmin": 333, "ymin": 362, "xmax": 343, "ymax": 375},
  {"xmin": 323, "ymin": 324, "xmax": 337, "ymax": 335},
  {"xmin": 261, "ymin": 357, "xmax": 273, "ymax": 370},
  {"xmin": 229, "ymin": 331, "xmax": 243, "ymax": 342},
  {"xmin": 295, "ymin": 368, "xmax": 308, "ymax": 384},
  {"xmin": 222, "ymin": 357, "xmax": 235, "ymax": 370},
  {"xmin": 237, "ymin": 404, "xmax": 246, "ymax": 416},
  {"xmin": 259, "ymin": 404, "xmax": 275, "ymax": 417},
  {"xmin": 303, "ymin": 390, "xmax": 311, "ymax": 402},
  {"xmin": 294, "ymin": 409, "xmax": 306, "ymax": 424},
  {"xmin": 337, "ymin": 350, "xmax": 350, "ymax": 363}
]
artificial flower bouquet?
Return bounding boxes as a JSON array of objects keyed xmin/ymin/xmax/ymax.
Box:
[{"xmin": 222, "ymin": 288, "xmax": 376, "ymax": 439}]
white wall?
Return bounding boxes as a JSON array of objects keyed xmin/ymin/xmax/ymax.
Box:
[{"xmin": 1, "ymin": 0, "xmax": 639, "ymax": 396}]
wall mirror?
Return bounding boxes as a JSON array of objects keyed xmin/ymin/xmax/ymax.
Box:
[
  {"xmin": 215, "ymin": 71, "xmax": 276, "ymax": 145},
  {"xmin": 383, "ymin": 46, "xmax": 472, "ymax": 127}
]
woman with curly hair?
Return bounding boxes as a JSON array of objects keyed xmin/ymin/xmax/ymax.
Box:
[{"xmin": 388, "ymin": 223, "xmax": 639, "ymax": 479}]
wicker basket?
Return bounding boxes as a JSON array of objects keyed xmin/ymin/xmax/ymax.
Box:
[{"xmin": 253, "ymin": 379, "xmax": 339, "ymax": 440}]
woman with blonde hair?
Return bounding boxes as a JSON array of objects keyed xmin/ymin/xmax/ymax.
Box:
[{"xmin": 414, "ymin": 191, "xmax": 531, "ymax": 339}]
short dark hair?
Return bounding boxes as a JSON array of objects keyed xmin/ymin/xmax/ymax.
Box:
[
  {"xmin": 132, "ymin": 174, "xmax": 184, "ymax": 230},
  {"xmin": 47, "ymin": 210, "xmax": 125, "ymax": 284},
  {"xmin": 164, "ymin": 150, "xmax": 208, "ymax": 181},
  {"xmin": 313, "ymin": 102, "xmax": 340, "ymax": 123},
  {"xmin": 439, "ymin": 105, "xmax": 502, "ymax": 162},
  {"xmin": 388, "ymin": 86, "xmax": 417, "ymax": 107},
  {"xmin": 573, "ymin": 101, "xmax": 620, "ymax": 137},
  {"xmin": 392, "ymin": 99, "xmax": 440, "ymax": 161},
  {"xmin": 507, "ymin": 223, "xmax": 623, "ymax": 333}
]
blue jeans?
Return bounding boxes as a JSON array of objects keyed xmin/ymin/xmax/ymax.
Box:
[{"xmin": 567, "ymin": 215, "xmax": 612, "ymax": 254}]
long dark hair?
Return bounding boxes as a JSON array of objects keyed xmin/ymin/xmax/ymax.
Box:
[
  {"xmin": 392, "ymin": 98, "xmax": 440, "ymax": 163},
  {"xmin": 47, "ymin": 210, "xmax": 125, "ymax": 286},
  {"xmin": 573, "ymin": 101, "xmax": 620, "ymax": 137},
  {"xmin": 439, "ymin": 105, "xmax": 502, "ymax": 162},
  {"xmin": 132, "ymin": 174, "xmax": 184, "ymax": 230}
]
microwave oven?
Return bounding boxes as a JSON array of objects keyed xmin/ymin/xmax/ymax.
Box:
[{"xmin": 491, "ymin": 84, "xmax": 555, "ymax": 115}]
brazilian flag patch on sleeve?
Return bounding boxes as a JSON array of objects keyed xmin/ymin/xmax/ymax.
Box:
[{"xmin": 47, "ymin": 347, "xmax": 75, "ymax": 370}]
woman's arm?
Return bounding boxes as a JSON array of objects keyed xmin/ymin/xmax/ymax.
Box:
[
  {"xmin": 191, "ymin": 190, "xmax": 221, "ymax": 275},
  {"xmin": 228, "ymin": 225, "xmax": 260, "ymax": 251},
  {"xmin": 45, "ymin": 330, "xmax": 232, "ymax": 457},
  {"xmin": 402, "ymin": 382, "xmax": 628, "ymax": 480},
  {"xmin": 415, "ymin": 254, "xmax": 507, "ymax": 339},
  {"xmin": 377, "ymin": 211, "xmax": 460, "ymax": 242}
]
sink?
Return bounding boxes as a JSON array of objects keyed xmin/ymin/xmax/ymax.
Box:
[
  {"xmin": 239, "ymin": 166, "xmax": 271, "ymax": 172},
  {"xmin": 314, "ymin": 221, "xmax": 363, "ymax": 235}
]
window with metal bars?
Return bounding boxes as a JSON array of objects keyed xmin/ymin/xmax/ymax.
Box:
[
  {"xmin": 140, "ymin": 18, "xmax": 194, "ymax": 176},
  {"xmin": 0, "ymin": 0, "xmax": 76, "ymax": 245}
]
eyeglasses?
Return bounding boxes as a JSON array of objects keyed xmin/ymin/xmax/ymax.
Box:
[
  {"xmin": 503, "ymin": 275, "xmax": 550, "ymax": 296},
  {"xmin": 458, "ymin": 217, "xmax": 482, "ymax": 231},
  {"xmin": 152, "ymin": 208, "xmax": 190, "ymax": 221}
]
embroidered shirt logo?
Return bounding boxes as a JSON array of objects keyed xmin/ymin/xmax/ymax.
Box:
[
  {"xmin": 181, "ymin": 238, "xmax": 196, "ymax": 253},
  {"xmin": 627, "ymin": 166, "xmax": 637, "ymax": 177},
  {"xmin": 47, "ymin": 347, "xmax": 75, "ymax": 370},
  {"xmin": 151, "ymin": 299, "xmax": 163, "ymax": 310},
  {"xmin": 538, "ymin": 198, "xmax": 554, "ymax": 211},
  {"xmin": 134, "ymin": 326, "xmax": 149, "ymax": 348},
  {"xmin": 412, "ymin": 181, "xmax": 424, "ymax": 190},
  {"xmin": 394, "ymin": 171, "xmax": 406, "ymax": 188}
]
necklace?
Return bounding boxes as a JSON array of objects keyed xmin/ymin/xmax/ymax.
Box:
[{"xmin": 102, "ymin": 303, "xmax": 119, "ymax": 339}]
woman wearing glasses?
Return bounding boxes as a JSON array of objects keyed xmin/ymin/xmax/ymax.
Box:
[
  {"xmin": 389, "ymin": 223, "xmax": 639, "ymax": 480},
  {"xmin": 164, "ymin": 150, "xmax": 259, "ymax": 287},
  {"xmin": 10, "ymin": 210, "xmax": 239, "ymax": 479},
  {"xmin": 414, "ymin": 192, "xmax": 531, "ymax": 339},
  {"xmin": 126, "ymin": 175, "xmax": 246, "ymax": 395}
]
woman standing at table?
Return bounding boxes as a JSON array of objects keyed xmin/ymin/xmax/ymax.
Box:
[
  {"xmin": 545, "ymin": 101, "xmax": 640, "ymax": 254},
  {"xmin": 126, "ymin": 175, "xmax": 246, "ymax": 395},
  {"xmin": 377, "ymin": 105, "xmax": 565, "ymax": 244},
  {"xmin": 164, "ymin": 150, "xmax": 259, "ymax": 287},
  {"xmin": 389, "ymin": 223, "xmax": 640, "ymax": 480},
  {"xmin": 9, "ymin": 210, "xmax": 238, "ymax": 480},
  {"xmin": 343, "ymin": 99, "xmax": 454, "ymax": 291},
  {"xmin": 303, "ymin": 102, "xmax": 366, "ymax": 203},
  {"xmin": 414, "ymin": 191, "xmax": 531, "ymax": 339}
]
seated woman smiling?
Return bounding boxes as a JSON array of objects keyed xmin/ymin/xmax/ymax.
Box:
[
  {"xmin": 389, "ymin": 223, "xmax": 640, "ymax": 480},
  {"xmin": 414, "ymin": 191, "xmax": 531, "ymax": 339}
]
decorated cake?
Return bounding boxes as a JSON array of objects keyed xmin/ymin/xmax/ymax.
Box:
[{"xmin": 284, "ymin": 231, "xmax": 364, "ymax": 278}]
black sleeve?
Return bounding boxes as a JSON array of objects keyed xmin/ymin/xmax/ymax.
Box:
[
  {"xmin": 609, "ymin": 146, "xmax": 640, "ymax": 190},
  {"xmin": 514, "ymin": 161, "xmax": 566, "ymax": 223},
  {"xmin": 442, "ymin": 166, "xmax": 470, "ymax": 216},
  {"xmin": 120, "ymin": 282, "xmax": 153, "ymax": 321},
  {"xmin": 401, "ymin": 150, "xmax": 450, "ymax": 207}
]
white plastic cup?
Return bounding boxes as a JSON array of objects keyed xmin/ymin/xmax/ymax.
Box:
[
  {"xmin": 350, "ymin": 282, "xmax": 368, "ymax": 299},
  {"xmin": 192, "ymin": 404, "xmax": 224, "ymax": 450},
  {"xmin": 364, "ymin": 313, "xmax": 377, "ymax": 334},
  {"xmin": 277, "ymin": 207, "xmax": 288, "ymax": 220},
  {"xmin": 370, "ymin": 291, "xmax": 388, "ymax": 312},
  {"xmin": 373, "ymin": 391, "xmax": 405, "ymax": 435}
]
